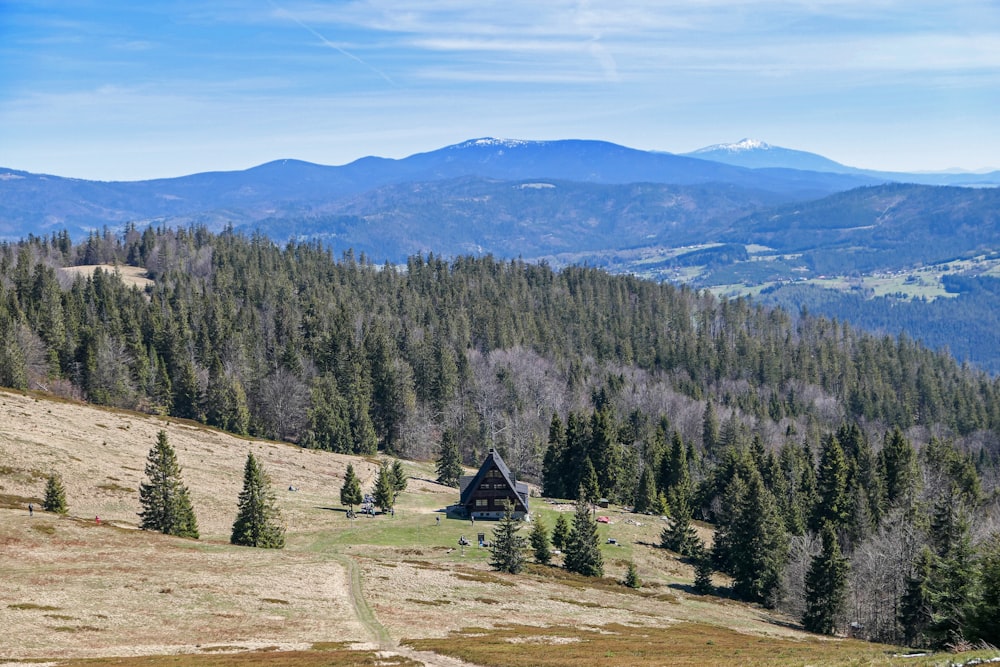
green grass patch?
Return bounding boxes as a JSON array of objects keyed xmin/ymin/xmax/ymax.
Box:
[
  {"xmin": 551, "ymin": 597, "xmax": 601, "ymax": 608},
  {"xmin": 454, "ymin": 570, "xmax": 516, "ymax": 587},
  {"xmin": 55, "ymin": 647, "xmax": 423, "ymax": 666},
  {"xmin": 97, "ymin": 482, "xmax": 135, "ymax": 493},
  {"xmin": 407, "ymin": 597, "xmax": 452, "ymax": 606},
  {"xmin": 52, "ymin": 625, "xmax": 101, "ymax": 632},
  {"xmin": 403, "ymin": 621, "xmax": 974, "ymax": 667},
  {"xmin": 9, "ymin": 602, "xmax": 61, "ymax": 611},
  {"xmin": 31, "ymin": 522, "xmax": 56, "ymax": 535}
]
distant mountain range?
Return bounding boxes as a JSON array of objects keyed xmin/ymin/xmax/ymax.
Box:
[
  {"xmin": 1, "ymin": 137, "xmax": 998, "ymax": 265},
  {"xmin": 684, "ymin": 138, "xmax": 1000, "ymax": 186}
]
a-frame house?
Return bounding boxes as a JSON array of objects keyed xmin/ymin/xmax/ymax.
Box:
[{"xmin": 458, "ymin": 448, "xmax": 529, "ymax": 519}]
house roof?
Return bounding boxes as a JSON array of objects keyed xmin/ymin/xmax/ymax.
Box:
[{"xmin": 459, "ymin": 448, "xmax": 529, "ymax": 513}]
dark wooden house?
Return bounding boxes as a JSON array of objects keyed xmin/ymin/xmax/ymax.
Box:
[{"xmin": 458, "ymin": 448, "xmax": 529, "ymax": 519}]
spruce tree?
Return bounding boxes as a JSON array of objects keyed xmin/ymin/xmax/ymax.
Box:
[
  {"xmin": 138, "ymin": 431, "xmax": 199, "ymax": 538},
  {"xmin": 633, "ymin": 465, "xmax": 657, "ymax": 514},
  {"xmin": 231, "ymin": 452, "xmax": 285, "ymax": 548},
  {"xmin": 724, "ymin": 469, "xmax": 789, "ymax": 607},
  {"xmin": 973, "ymin": 532, "xmax": 1000, "ymax": 645},
  {"xmin": 390, "ymin": 459, "xmax": 408, "ymax": 493},
  {"xmin": 623, "ymin": 561, "xmax": 641, "ymax": 589},
  {"xmin": 580, "ymin": 458, "xmax": 600, "ymax": 504},
  {"xmin": 529, "ymin": 516, "xmax": 552, "ymax": 565},
  {"xmin": 900, "ymin": 546, "xmax": 935, "ymax": 648},
  {"xmin": 373, "ymin": 461, "xmax": 397, "ymax": 512},
  {"xmin": 435, "ymin": 430, "xmax": 463, "ymax": 487},
  {"xmin": 693, "ymin": 551, "xmax": 714, "ymax": 594},
  {"xmin": 661, "ymin": 496, "xmax": 701, "ymax": 557},
  {"xmin": 564, "ymin": 497, "xmax": 604, "ymax": 577},
  {"xmin": 802, "ymin": 523, "xmax": 849, "ymax": 635},
  {"xmin": 42, "ymin": 473, "xmax": 67, "ymax": 514},
  {"xmin": 340, "ymin": 463, "xmax": 363, "ymax": 512},
  {"xmin": 551, "ymin": 513, "xmax": 570, "ymax": 551},
  {"xmin": 489, "ymin": 502, "xmax": 526, "ymax": 574},
  {"xmin": 811, "ymin": 434, "xmax": 849, "ymax": 533}
]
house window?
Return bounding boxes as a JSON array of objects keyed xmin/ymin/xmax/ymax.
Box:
[{"xmin": 476, "ymin": 499, "xmax": 488, "ymax": 507}]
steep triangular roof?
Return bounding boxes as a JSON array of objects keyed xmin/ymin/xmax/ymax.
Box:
[{"xmin": 459, "ymin": 448, "xmax": 529, "ymax": 513}]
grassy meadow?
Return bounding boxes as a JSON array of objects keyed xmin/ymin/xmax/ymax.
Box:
[{"xmin": 1, "ymin": 388, "xmax": 996, "ymax": 666}]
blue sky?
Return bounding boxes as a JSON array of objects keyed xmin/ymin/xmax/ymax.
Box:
[{"xmin": 2, "ymin": 1, "xmax": 998, "ymax": 180}]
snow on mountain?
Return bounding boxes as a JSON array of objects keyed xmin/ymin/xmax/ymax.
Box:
[{"xmin": 692, "ymin": 139, "xmax": 772, "ymax": 154}]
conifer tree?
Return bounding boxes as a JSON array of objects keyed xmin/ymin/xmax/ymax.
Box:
[
  {"xmin": 811, "ymin": 434, "xmax": 849, "ymax": 533},
  {"xmin": 529, "ymin": 516, "xmax": 552, "ymax": 565},
  {"xmin": 802, "ymin": 523, "xmax": 850, "ymax": 635},
  {"xmin": 373, "ymin": 461, "xmax": 397, "ymax": 512},
  {"xmin": 551, "ymin": 512, "xmax": 570, "ymax": 551},
  {"xmin": 489, "ymin": 501, "xmax": 526, "ymax": 574},
  {"xmin": 624, "ymin": 561, "xmax": 641, "ymax": 589},
  {"xmin": 390, "ymin": 459, "xmax": 408, "ymax": 493},
  {"xmin": 42, "ymin": 473, "xmax": 67, "ymax": 514},
  {"xmin": 580, "ymin": 457, "xmax": 600, "ymax": 504},
  {"xmin": 693, "ymin": 551, "xmax": 714, "ymax": 594},
  {"xmin": 722, "ymin": 469, "xmax": 788, "ymax": 607},
  {"xmin": 900, "ymin": 546, "xmax": 935, "ymax": 648},
  {"xmin": 633, "ymin": 465, "xmax": 657, "ymax": 514},
  {"xmin": 435, "ymin": 430, "xmax": 463, "ymax": 487},
  {"xmin": 879, "ymin": 427, "xmax": 919, "ymax": 509},
  {"xmin": 138, "ymin": 431, "xmax": 199, "ymax": 538},
  {"xmin": 661, "ymin": 496, "xmax": 701, "ymax": 557},
  {"xmin": 564, "ymin": 497, "xmax": 604, "ymax": 577},
  {"xmin": 340, "ymin": 463, "xmax": 363, "ymax": 512},
  {"xmin": 973, "ymin": 532, "xmax": 1000, "ymax": 645},
  {"xmin": 231, "ymin": 452, "xmax": 285, "ymax": 548},
  {"xmin": 542, "ymin": 413, "xmax": 566, "ymax": 498}
]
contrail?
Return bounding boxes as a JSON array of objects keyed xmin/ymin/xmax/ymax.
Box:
[{"xmin": 270, "ymin": 2, "xmax": 396, "ymax": 86}]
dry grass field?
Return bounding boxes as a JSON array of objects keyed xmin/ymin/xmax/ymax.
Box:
[{"xmin": 1, "ymin": 388, "xmax": 993, "ymax": 666}]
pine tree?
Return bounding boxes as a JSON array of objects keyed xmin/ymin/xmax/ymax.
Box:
[
  {"xmin": 900, "ymin": 546, "xmax": 935, "ymax": 648},
  {"xmin": 390, "ymin": 459, "xmax": 408, "ymax": 493},
  {"xmin": 435, "ymin": 430, "xmax": 463, "ymax": 487},
  {"xmin": 973, "ymin": 532, "xmax": 1000, "ymax": 645},
  {"xmin": 529, "ymin": 516, "xmax": 552, "ymax": 565},
  {"xmin": 660, "ymin": 496, "xmax": 701, "ymax": 557},
  {"xmin": 580, "ymin": 458, "xmax": 600, "ymax": 504},
  {"xmin": 802, "ymin": 523, "xmax": 850, "ymax": 635},
  {"xmin": 231, "ymin": 452, "xmax": 285, "ymax": 548},
  {"xmin": 340, "ymin": 463, "xmax": 363, "ymax": 512},
  {"xmin": 623, "ymin": 561, "xmax": 641, "ymax": 589},
  {"xmin": 633, "ymin": 465, "xmax": 657, "ymax": 514},
  {"xmin": 42, "ymin": 473, "xmax": 67, "ymax": 514},
  {"xmin": 693, "ymin": 551, "xmax": 714, "ymax": 594},
  {"xmin": 373, "ymin": 461, "xmax": 397, "ymax": 512},
  {"xmin": 723, "ymin": 469, "xmax": 789, "ymax": 607},
  {"xmin": 564, "ymin": 497, "xmax": 604, "ymax": 577},
  {"xmin": 880, "ymin": 427, "xmax": 919, "ymax": 509},
  {"xmin": 489, "ymin": 501, "xmax": 526, "ymax": 574},
  {"xmin": 811, "ymin": 434, "xmax": 849, "ymax": 533},
  {"xmin": 138, "ymin": 431, "xmax": 199, "ymax": 538},
  {"xmin": 551, "ymin": 513, "xmax": 570, "ymax": 551}
]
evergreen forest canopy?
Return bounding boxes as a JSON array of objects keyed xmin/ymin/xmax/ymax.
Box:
[{"xmin": 6, "ymin": 226, "xmax": 1000, "ymax": 644}]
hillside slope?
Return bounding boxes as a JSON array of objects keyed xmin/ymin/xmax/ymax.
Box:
[{"xmin": 0, "ymin": 389, "xmax": 934, "ymax": 666}]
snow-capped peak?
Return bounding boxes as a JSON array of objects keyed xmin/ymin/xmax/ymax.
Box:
[
  {"xmin": 452, "ymin": 137, "xmax": 531, "ymax": 150},
  {"xmin": 693, "ymin": 138, "xmax": 772, "ymax": 154}
]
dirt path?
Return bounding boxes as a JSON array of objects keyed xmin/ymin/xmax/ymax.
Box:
[{"xmin": 332, "ymin": 552, "xmax": 482, "ymax": 667}]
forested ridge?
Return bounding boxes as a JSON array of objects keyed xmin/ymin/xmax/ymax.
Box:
[{"xmin": 5, "ymin": 226, "xmax": 1000, "ymax": 644}]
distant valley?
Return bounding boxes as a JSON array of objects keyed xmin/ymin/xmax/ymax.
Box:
[{"xmin": 3, "ymin": 137, "xmax": 1000, "ymax": 370}]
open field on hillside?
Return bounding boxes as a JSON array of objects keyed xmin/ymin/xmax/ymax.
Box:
[{"xmin": 1, "ymin": 388, "xmax": 996, "ymax": 666}]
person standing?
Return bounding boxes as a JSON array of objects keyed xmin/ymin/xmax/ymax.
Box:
[{"xmin": 28, "ymin": 503, "xmax": 33, "ymax": 516}]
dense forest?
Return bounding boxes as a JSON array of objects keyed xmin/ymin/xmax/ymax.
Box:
[
  {"xmin": 4, "ymin": 226, "xmax": 1000, "ymax": 645},
  {"xmin": 757, "ymin": 275, "xmax": 1000, "ymax": 374}
]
